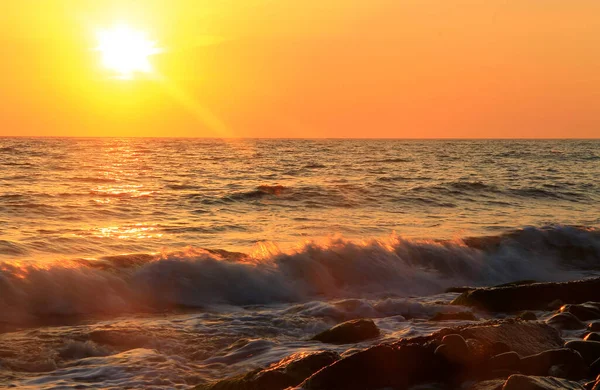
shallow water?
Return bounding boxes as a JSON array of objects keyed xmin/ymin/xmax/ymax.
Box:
[{"xmin": 0, "ymin": 138, "xmax": 599, "ymax": 388}]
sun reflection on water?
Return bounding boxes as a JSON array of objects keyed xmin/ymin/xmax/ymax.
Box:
[{"xmin": 76, "ymin": 224, "xmax": 164, "ymax": 240}]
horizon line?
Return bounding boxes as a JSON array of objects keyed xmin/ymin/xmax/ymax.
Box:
[{"xmin": 1, "ymin": 136, "xmax": 599, "ymax": 140}]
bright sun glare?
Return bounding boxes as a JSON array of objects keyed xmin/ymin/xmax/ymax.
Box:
[{"xmin": 96, "ymin": 25, "xmax": 161, "ymax": 79}]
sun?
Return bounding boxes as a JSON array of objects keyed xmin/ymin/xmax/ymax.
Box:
[{"xmin": 96, "ymin": 24, "xmax": 161, "ymax": 79}]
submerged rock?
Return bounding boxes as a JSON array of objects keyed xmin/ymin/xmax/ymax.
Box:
[
  {"xmin": 310, "ymin": 319, "xmax": 380, "ymax": 344},
  {"xmin": 430, "ymin": 311, "xmax": 478, "ymax": 321},
  {"xmin": 502, "ymin": 374, "xmax": 585, "ymax": 390},
  {"xmin": 546, "ymin": 312, "xmax": 586, "ymax": 330},
  {"xmin": 452, "ymin": 277, "xmax": 600, "ymax": 312},
  {"xmin": 196, "ymin": 350, "xmax": 340, "ymax": 390}
]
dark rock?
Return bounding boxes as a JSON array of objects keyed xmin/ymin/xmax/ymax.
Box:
[
  {"xmin": 546, "ymin": 312, "xmax": 586, "ymax": 330},
  {"xmin": 466, "ymin": 338, "xmax": 488, "ymax": 361},
  {"xmin": 564, "ymin": 340, "xmax": 600, "ymax": 365},
  {"xmin": 310, "ymin": 319, "xmax": 380, "ymax": 344},
  {"xmin": 209, "ymin": 319, "xmax": 572, "ymax": 390},
  {"xmin": 560, "ymin": 304, "xmax": 600, "ymax": 321},
  {"xmin": 591, "ymin": 357, "xmax": 600, "ymax": 378},
  {"xmin": 518, "ymin": 311, "xmax": 538, "ymax": 321},
  {"xmin": 452, "ymin": 277, "xmax": 600, "ymax": 312},
  {"xmin": 196, "ymin": 350, "xmax": 340, "ymax": 390},
  {"xmin": 520, "ymin": 348, "xmax": 588, "ymax": 379},
  {"xmin": 586, "ymin": 333, "xmax": 600, "ymax": 342},
  {"xmin": 590, "ymin": 322, "xmax": 600, "ymax": 332},
  {"xmin": 435, "ymin": 334, "xmax": 470, "ymax": 365},
  {"xmin": 300, "ymin": 344, "xmax": 434, "ymax": 390},
  {"xmin": 502, "ymin": 374, "xmax": 585, "ymax": 389},
  {"xmin": 491, "ymin": 341, "xmax": 511, "ymax": 355},
  {"xmin": 469, "ymin": 379, "xmax": 504, "ymax": 390},
  {"xmin": 459, "ymin": 321, "xmax": 563, "ymax": 357},
  {"xmin": 488, "ymin": 351, "xmax": 520, "ymax": 371},
  {"xmin": 484, "ymin": 369, "xmax": 521, "ymax": 380},
  {"xmin": 430, "ymin": 311, "xmax": 478, "ymax": 321}
]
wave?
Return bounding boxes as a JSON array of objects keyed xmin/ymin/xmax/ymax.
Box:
[
  {"xmin": 227, "ymin": 185, "xmax": 289, "ymax": 200},
  {"xmin": 69, "ymin": 177, "xmax": 118, "ymax": 184},
  {"xmin": 0, "ymin": 226, "xmax": 599, "ymax": 325},
  {"xmin": 303, "ymin": 163, "xmax": 327, "ymax": 169},
  {"xmin": 409, "ymin": 180, "xmax": 592, "ymax": 202}
]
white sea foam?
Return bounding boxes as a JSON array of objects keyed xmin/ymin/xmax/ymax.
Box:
[{"xmin": 0, "ymin": 226, "xmax": 598, "ymax": 324}]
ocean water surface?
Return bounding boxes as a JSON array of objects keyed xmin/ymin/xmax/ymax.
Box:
[{"xmin": 0, "ymin": 138, "xmax": 599, "ymax": 388}]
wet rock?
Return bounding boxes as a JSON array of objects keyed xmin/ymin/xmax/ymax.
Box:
[
  {"xmin": 452, "ymin": 277, "xmax": 600, "ymax": 312},
  {"xmin": 300, "ymin": 344, "xmax": 434, "ymax": 390},
  {"xmin": 586, "ymin": 333, "xmax": 600, "ymax": 342},
  {"xmin": 488, "ymin": 351, "xmax": 520, "ymax": 371},
  {"xmin": 491, "ymin": 341, "xmax": 511, "ymax": 355},
  {"xmin": 502, "ymin": 374, "xmax": 585, "ymax": 390},
  {"xmin": 560, "ymin": 304, "xmax": 600, "ymax": 321},
  {"xmin": 469, "ymin": 379, "xmax": 504, "ymax": 390},
  {"xmin": 435, "ymin": 334, "xmax": 470, "ymax": 365},
  {"xmin": 196, "ymin": 350, "xmax": 340, "ymax": 390},
  {"xmin": 430, "ymin": 311, "xmax": 478, "ymax": 321},
  {"xmin": 459, "ymin": 321, "xmax": 563, "ymax": 356},
  {"xmin": 589, "ymin": 322, "xmax": 600, "ymax": 332},
  {"xmin": 591, "ymin": 357, "xmax": 600, "ymax": 378},
  {"xmin": 310, "ymin": 319, "xmax": 380, "ymax": 344},
  {"xmin": 564, "ymin": 340, "xmax": 600, "ymax": 365},
  {"xmin": 520, "ymin": 348, "xmax": 588, "ymax": 379},
  {"xmin": 546, "ymin": 312, "xmax": 586, "ymax": 330},
  {"xmin": 466, "ymin": 338, "xmax": 488, "ymax": 361},
  {"xmin": 518, "ymin": 311, "xmax": 538, "ymax": 321}
]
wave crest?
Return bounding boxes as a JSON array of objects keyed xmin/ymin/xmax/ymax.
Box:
[{"xmin": 0, "ymin": 226, "xmax": 599, "ymax": 325}]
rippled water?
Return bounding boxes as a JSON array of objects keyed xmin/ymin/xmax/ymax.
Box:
[
  {"xmin": 1, "ymin": 138, "xmax": 599, "ymax": 259},
  {"xmin": 0, "ymin": 138, "xmax": 599, "ymax": 388}
]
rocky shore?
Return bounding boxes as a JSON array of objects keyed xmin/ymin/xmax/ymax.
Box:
[{"xmin": 197, "ymin": 278, "xmax": 600, "ymax": 390}]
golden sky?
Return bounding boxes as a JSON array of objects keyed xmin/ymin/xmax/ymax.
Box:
[{"xmin": 1, "ymin": 0, "xmax": 599, "ymax": 138}]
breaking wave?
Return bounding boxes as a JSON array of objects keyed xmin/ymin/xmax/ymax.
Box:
[{"xmin": 0, "ymin": 226, "xmax": 599, "ymax": 326}]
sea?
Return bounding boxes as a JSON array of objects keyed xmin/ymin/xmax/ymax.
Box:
[{"xmin": 0, "ymin": 138, "xmax": 599, "ymax": 388}]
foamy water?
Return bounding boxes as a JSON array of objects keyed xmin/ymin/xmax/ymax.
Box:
[{"xmin": 0, "ymin": 138, "xmax": 599, "ymax": 388}]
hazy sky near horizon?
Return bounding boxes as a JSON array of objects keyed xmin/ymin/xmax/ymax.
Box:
[{"xmin": 1, "ymin": 1, "xmax": 599, "ymax": 138}]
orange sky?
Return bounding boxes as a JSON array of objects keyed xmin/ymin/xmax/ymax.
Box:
[{"xmin": 1, "ymin": 0, "xmax": 599, "ymax": 138}]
